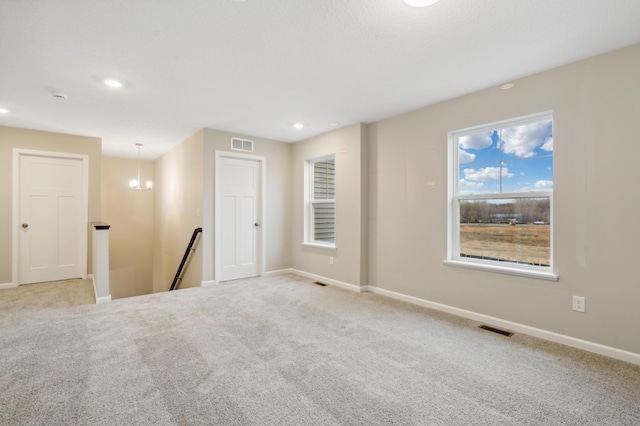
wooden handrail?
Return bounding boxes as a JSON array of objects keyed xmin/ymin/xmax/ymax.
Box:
[{"xmin": 169, "ymin": 227, "xmax": 202, "ymax": 291}]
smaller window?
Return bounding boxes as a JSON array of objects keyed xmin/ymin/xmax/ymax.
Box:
[{"xmin": 305, "ymin": 155, "xmax": 336, "ymax": 247}]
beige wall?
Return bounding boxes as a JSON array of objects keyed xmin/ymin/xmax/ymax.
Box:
[
  {"xmin": 3, "ymin": 44, "xmax": 637, "ymax": 359},
  {"xmin": 202, "ymin": 128, "xmax": 292, "ymax": 284},
  {"xmin": 0, "ymin": 126, "xmax": 101, "ymax": 284},
  {"xmin": 291, "ymin": 123, "xmax": 368, "ymax": 286},
  {"xmin": 153, "ymin": 130, "xmax": 204, "ymax": 292},
  {"xmin": 368, "ymin": 44, "xmax": 640, "ymax": 354},
  {"xmin": 101, "ymin": 157, "xmax": 154, "ymax": 299},
  {"xmin": 149, "ymin": 127, "xmax": 293, "ymax": 290}
]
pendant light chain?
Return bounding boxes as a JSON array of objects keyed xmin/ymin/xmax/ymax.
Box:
[{"xmin": 137, "ymin": 143, "xmax": 142, "ymax": 190}]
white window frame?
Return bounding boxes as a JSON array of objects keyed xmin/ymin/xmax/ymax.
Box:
[
  {"xmin": 302, "ymin": 154, "xmax": 336, "ymax": 250},
  {"xmin": 445, "ymin": 112, "xmax": 558, "ymax": 281}
]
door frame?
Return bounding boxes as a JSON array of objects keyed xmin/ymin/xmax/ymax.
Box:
[
  {"xmin": 12, "ymin": 148, "xmax": 89, "ymax": 286},
  {"xmin": 214, "ymin": 151, "xmax": 266, "ymax": 284}
]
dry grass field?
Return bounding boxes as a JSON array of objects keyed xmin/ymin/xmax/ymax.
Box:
[{"xmin": 460, "ymin": 224, "xmax": 550, "ymax": 266}]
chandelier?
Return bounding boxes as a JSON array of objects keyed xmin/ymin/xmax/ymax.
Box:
[{"xmin": 129, "ymin": 143, "xmax": 153, "ymax": 191}]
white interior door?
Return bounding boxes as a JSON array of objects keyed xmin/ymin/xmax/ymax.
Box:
[
  {"xmin": 219, "ymin": 157, "xmax": 260, "ymax": 282},
  {"xmin": 18, "ymin": 154, "xmax": 85, "ymax": 284}
]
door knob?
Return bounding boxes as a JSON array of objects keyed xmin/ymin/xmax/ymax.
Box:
[
  {"xmin": 22, "ymin": 223, "xmax": 29, "ymax": 229},
  {"xmin": 254, "ymin": 223, "xmax": 260, "ymax": 227}
]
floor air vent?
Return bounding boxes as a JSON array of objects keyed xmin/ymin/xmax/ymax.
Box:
[
  {"xmin": 479, "ymin": 325, "xmax": 514, "ymax": 337},
  {"xmin": 313, "ymin": 281, "xmax": 328, "ymax": 287}
]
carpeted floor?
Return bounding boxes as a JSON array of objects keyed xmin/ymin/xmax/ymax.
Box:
[
  {"xmin": 1, "ymin": 274, "xmax": 639, "ymax": 425},
  {"xmin": 0, "ymin": 278, "xmax": 95, "ymax": 312}
]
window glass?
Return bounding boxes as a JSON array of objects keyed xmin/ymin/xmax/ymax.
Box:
[
  {"xmin": 458, "ymin": 119, "xmax": 553, "ymax": 195},
  {"xmin": 459, "ymin": 198, "xmax": 550, "ymax": 266},
  {"xmin": 449, "ymin": 112, "xmax": 553, "ymax": 275},
  {"xmin": 306, "ymin": 155, "xmax": 336, "ymax": 246}
]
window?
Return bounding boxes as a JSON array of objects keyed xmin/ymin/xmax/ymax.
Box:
[
  {"xmin": 305, "ymin": 155, "xmax": 336, "ymax": 247},
  {"xmin": 447, "ymin": 112, "xmax": 556, "ymax": 280}
]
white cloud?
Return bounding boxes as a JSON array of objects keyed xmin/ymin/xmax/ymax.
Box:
[
  {"xmin": 459, "ymin": 179, "xmax": 484, "ymax": 190},
  {"xmin": 459, "ymin": 132, "xmax": 493, "ymax": 150},
  {"xmin": 463, "ymin": 167, "xmax": 514, "ymax": 181},
  {"xmin": 458, "ymin": 149, "xmax": 476, "ymax": 164},
  {"xmin": 541, "ymin": 136, "xmax": 553, "ymax": 151},
  {"xmin": 534, "ymin": 180, "xmax": 553, "ymax": 189},
  {"xmin": 502, "ymin": 120, "xmax": 552, "ymax": 158}
]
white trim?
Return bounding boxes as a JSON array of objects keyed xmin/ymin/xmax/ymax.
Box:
[
  {"xmin": 0, "ymin": 282, "xmax": 17, "ymax": 289},
  {"xmin": 88, "ymin": 273, "xmax": 96, "ymax": 297},
  {"xmin": 201, "ymin": 280, "xmax": 216, "ymax": 287},
  {"xmin": 443, "ymin": 260, "xmax": 558, "ymax": 281},
  {"xmin": 91, "ymin": 226, "xmax": 111, "ymax": 303},
  {"xmin": 89, "ymin": 273, "xmax": 111, "ymax": 304},
  {"xmin": 263, "ymin": 268, "xmax": 302, "ymax": 277},
  {"xmin": 214, "ymin": 151, "xmax": 266, "ymax": 284},
  {"xmin": 447, "ymin": 112, "xmax": 556, "ymax": 278},
  {"xmin": 264, "ymin": 268, "xmax": 295, "ymax": 277},
  {"xmin": 12, "ymin": 149, "xmax": 89, "ymax": 286},
  {"xmin": 364, "ymin": 285, "xmax": 640, "ymax": 366},
  {"xmin": 96, "ymin": 295, "xmax": 112, "ymax": 304},
  {"xmin": 289, "ymin": 269, "xmax": 364, "ymax": 293},
  {"xmin": 457, "ymin": 191, "xmax": 553, "ymax": 201},
  {"xmin": 305, "ymin": 154, "xmax": 337, "ymax": 246},
  {"xmin": 300, "ymin": 242, "xmax": 337, "ymax": 252}
]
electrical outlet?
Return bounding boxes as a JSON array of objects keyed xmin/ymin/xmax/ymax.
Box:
[
  {"xmin": 572, "ymin": 296, "xmax": 586, "ymax": 312},
  {"xmin": 329, "ymin": 256, "xmax": 334, "ymax": 265}
]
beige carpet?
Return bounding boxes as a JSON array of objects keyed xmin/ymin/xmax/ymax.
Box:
[
  {"xmin": 0, "ymin": 278, "xmax": 95, "ymax": 312},
  {"xmin": 1, "ymin": 274, "xmax": 639, "ymax": 425}
]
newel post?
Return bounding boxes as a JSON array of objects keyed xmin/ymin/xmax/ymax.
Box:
[{"xmin": 92, "ymin": 223, "xmax": 111, "ymax": 304}]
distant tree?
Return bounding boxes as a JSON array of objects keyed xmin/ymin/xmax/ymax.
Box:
[{"xmin": 460, "ymin": 198, "xmax": 549, "ymax": 224}]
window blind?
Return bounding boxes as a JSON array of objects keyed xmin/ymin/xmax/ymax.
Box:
[{"xmin": 312, "ymin": 158, "xmax": 335, "ymax": 243}]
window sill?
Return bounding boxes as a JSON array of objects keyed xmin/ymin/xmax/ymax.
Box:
[
  {"xmin": 443, "ymin": 259, "xmax": 558, "ymax": 282},
  {"xmin": 301, "ymin": 242, "xmax": 337, "ymax": 252}
]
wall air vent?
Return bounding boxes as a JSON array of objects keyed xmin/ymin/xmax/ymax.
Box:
[{"xmin": 231, "ymin": 137, "xmax": 254, "ymax": 152}]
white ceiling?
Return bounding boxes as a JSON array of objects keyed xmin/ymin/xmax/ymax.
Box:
[{"xmin": 1, "ymin": 0, "xmax": 639, "ymax": 160}]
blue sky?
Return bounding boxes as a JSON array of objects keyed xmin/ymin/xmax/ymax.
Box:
[{"xmin": 458, "ymin": 119, "xmax": 553, "ymax": 195}]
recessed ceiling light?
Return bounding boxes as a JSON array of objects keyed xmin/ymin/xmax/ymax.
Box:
[
  {"xmin": 500, "ymin": 83, "xmax": 515, "ymax": 90},
  {"xmin": 0, "ymin": 108, "xmax": 9, "ymax": 114},
  {"xmin": 329, "ymin": 122, "xmax": 339, "ymax": 127},
  {"xmin": 104, "ymin": 79, "xmax": 123, "ymax": 88},
  {"xmin": 293, "ymin": 123, "xmax": 304, "ymax": 129},
  {"xmin": 403, "ymin": 0, "xmax": 441, "ymax": 7}
]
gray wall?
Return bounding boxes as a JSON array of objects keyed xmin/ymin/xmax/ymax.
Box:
[
  {"xmin": 102, "ymin": 156, "xmax": 155, "ymax": 299},
  {"xmin": 3, "ymin": 43, "xmax": 638, "ymax": 359},
  {"xmin": 291, "ymin": 123, "xmax": 368, "ymax": 287},
  {"xmin": 153, "ymin": 130, "xmax": 204, "ymax": 292},
  {"xmin": 368, "ymin": 44, "xmax": 640, "ymax": 354},
  {"xmin": 202, "ymin": 128, "xmax": 292, "ymax": 284},
  {"xmin": 0, "ymin": 126, "xmax": 102, "ymax": 284}
]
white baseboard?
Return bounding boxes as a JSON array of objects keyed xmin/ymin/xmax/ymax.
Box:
[
  {"xmin": 264, "ymin": 268, "xmax": 295, "ymax": 277},
  {"xmin": 289, "ymin": 269, "xmax": 365, "ymax": 293},
  {"xmin": 96, "ymin": 295, "xmax": 112, "ymax": 304},
  {"xmin": 88, "ymin": 274, "xmax": 97, "ymax": 299},
  {"xmin": 201, "ymin": 280, "xmax": 216, "ymax": 288},
  {"xmin": 364, "ymin": 285, "xmax": 640, "ymax": 366},
  {"xmin": 0, "ymin": 282, "xmax": 17, "ymax": 289},
  {"xmin": 88, "ymin": 274, "xmax": 111, "ymax": 304}
]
